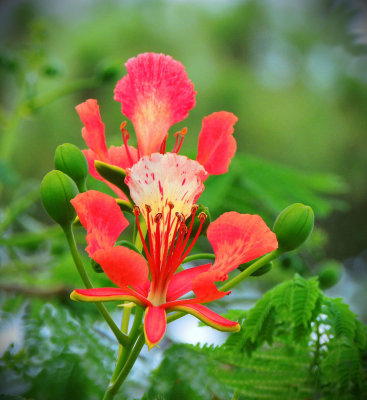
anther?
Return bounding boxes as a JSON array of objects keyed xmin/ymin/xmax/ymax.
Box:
[
  {"xmin": 154, "ymin": 213, "xmax": 163, "ymax": 223},
  {"xmin": 145, "ymin": 204, "xmax": 152, "ymax": 213},
  {"xmin": 168, "ymin": 202, "xmax": 175, "ymax": 210},
  {"xmin": 133, "ymin": 205, "xmax": 141, "ymax": 216},
  {"xmin": 191, "ymin": 205, "xmax": 199, "ymax": 214},
  {"xmin": 175, "ymin": 212, "xmax": 185, "ymax": 223},
  {"xmin": 198, "ymin": 212, "xmax": 207, "ymax": 222}
]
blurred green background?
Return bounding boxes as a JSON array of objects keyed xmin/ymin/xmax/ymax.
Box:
[{"xmin": 1, "ymin": 0, "xmax": 367, "ymax": 399}]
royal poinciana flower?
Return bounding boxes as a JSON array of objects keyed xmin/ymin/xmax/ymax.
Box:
[
  {"xmin": 75, "ymin": 52, "xmax": 238, "ymax": 197},
  {"xmin": 70, "ymin": 152, "xmax": 278, "ymax": 348},
  {"xmin": 70, "ymin": 52, "xmax": 278, "ymax": 348}
]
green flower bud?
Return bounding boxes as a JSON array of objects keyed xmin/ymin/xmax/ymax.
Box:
[
  {"xmin": 54, "ymin": 143, "xmax": 88, "ymax": 191},
  {"xmin": 318, "ymin": 260, "xmax": 343, "ymax": 290},
  {"xmin": 187, "ymin": 204, "xmax": 211, "ymax": 238},
  {"xmin": 273, "ymin": 203, "xmax": 314, "ymax": 252},
  {"xmin": 41, "ymin": 170, "xmax": 79, "ymax": 228}
]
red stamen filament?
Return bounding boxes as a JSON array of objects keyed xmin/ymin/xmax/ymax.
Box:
[
  {"xmin": 133, "ymin": 206, "xmax": 155, "ymax": 276},
  {"xmin": 141, "ymin": 204, "xmax": 207, "ymax": 305},
  {"xmin": 120, "ymin": 122, "xmax": 134, "ymax": 167},
  {"xmin": 159, "ymin": 135, "xmax": 168, "ymax": 154}
]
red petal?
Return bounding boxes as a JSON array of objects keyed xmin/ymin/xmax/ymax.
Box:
[
  {"xmin": 107, "ymin": 145, "xmax": 138, "ymax": 169},
  {"xmin": 144, "ymin": 306, "xmax": 167, "ymax": 350},
  {"xmin": 76, "ymin": 99, "xmax": 107, "ymax": 158},
  {"xmin": 166, "ymin": 264, "xmax": 211, "ymax": 301},
  {"xmin": 167, "ymin": 303, "xmax": 240, "ymax": 332},
  {"xmin": 93, "ymin": 246, "xmax": 149, "ymax": 288},
  {"xmin": 71, "ymin": 190, "xmax": 128, "ymax": 256},
  {"xmin": 196, "ymin": 112, "xmax": 238, "ymax": 175},
  {"xmin": 71, "ymin": 288, "xmax": 150, "ymax": 307},
  {"xmin": 114, "ymin": 53, "xmax": 196, "ymax": 156},
  {"xmin": 193, "ymin": 212, "xmax": 278, "ymax": 302}
]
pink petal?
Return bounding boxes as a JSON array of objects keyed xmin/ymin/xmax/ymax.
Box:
[
  {"xmin": 166, "ymin": 303, "xmax": 240, "ymax": 332},
  {"xmin": 93, "ymin": 246, "xmax": 149, "ymax": 288},
  {"xmin": 166, "ymin": 264, "xmax": 211, "ymax": 301},
  {"xmin": 144, "ymin": 306, "xmax": 167, "ymax": 349},
  {"xmin": 193, "ymin": 212, "xmax": 278, "ymax": 302},
  {"xmin": 71, "ymin": 190, "xmax": 129, "ymax": 256},
  {"xmin": 76, "ymin": 99, "xmax": 107, "ymax": 158},
  {"xmin": 70, "ymin": 287, "xmax": 150, "ymax": 307},
  {"xmin": 114, "ymin": 53, "xmax": 196, "ymax": 156},
  {"xmin": 197, "ymin": 112, "xmax": 238, "ymax": 175}
]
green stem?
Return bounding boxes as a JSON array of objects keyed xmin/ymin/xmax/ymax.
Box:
[
  {"xmin": 111, "ymin": 306, "xmax": 143, "ymax": 382},
  {"xmin": 167, "ymin": 311, "xmax": 185, "ymax": 324},
  {"xmin": 63, "ymin": 225, "xmax": 130, "ymax": 347},
  {"xmin": 220, "ymin": 249, "xmax": 281, "ymax": 292},
  {"xmin": 182, "ymin": 253, "xmax": 215, "ymax": 264},
  {"xmin": 103, "ymin": 333, "xmax": 145, "ymax": 400}
]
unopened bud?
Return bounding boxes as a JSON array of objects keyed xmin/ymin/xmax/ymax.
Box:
[
  {"xmin": 41, "ymin": 170, "xmax": 79, "ymax": 228},
  {"xmin": 54, "ymin": 143, "xmax": 88, "ymax": 191},
  {"xmin": 318, "ymin": 260, "xmax": 342, "ymax": 290},
  {"xmin": 273, "ymin": 203, "xmax": 314, "ymax": 252}
]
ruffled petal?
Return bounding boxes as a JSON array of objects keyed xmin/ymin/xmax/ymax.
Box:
[
  {"xmin": 193, "ymin": 212, "xmax": 278, "ymax": 302},
  {"xmin": 144, "ymin": 306, "xmax": 167, "ymax": 349},
  {"xmin": 71, "ymin": 191, "xmax": 128, "ymax": 256},
  {"xmin": 166, "ymin": 303, "xmax": 240, "ymax": 332},
  {"xmin": 114, "ymin": 53, "xmax": 196, "ymax": 156},
  {"xmin": 70, "ymin": 287, "xmax": 150, "ymax": 307},
  {"xmin": 166, "ymin": 264, "xmax": 211, "ymax": 301},
  {"xmin": 76, "ymin": 99, "xmax": 107, "ymax": 158},
  {"xmin": 93, "ymin": 246, "xmax": 149, "ymax": 288},
  {"xmin": 196, "ymin": 112, "xmax": 238, "ymax": 175}
]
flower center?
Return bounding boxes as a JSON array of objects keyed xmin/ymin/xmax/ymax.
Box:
[{"xmin": 133, "ymin": 203, "xmax": 207, "ymax": 306}]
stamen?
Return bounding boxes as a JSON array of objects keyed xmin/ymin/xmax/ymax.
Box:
[
  {"xmin": 154, "ymin": 213, "xmax": 163, "ymax": 223},
  {"xmin": 178, "ymin": 212, "xmax": 207, "ymax": 265},
  {"xmin": 181, "ymin": 204, "xmax": 198, "ymax": 252},
  {"xmin": 172, "ymin": 127, "xmax": 187, "ymax": 154},
  {"xmin": 133, "ymin": 206, "xmax": 155, "ymax": 272},
  {"xmin": 120, "ymin": 122, "xmax": 134, "ymax": 167},
  {"xmin": 145, "ymin": 204, "xmax": 157, "ymax": 274},
  {"xmin": 159, "ymin": 135, "xmax": 168, "ymax": 154},
  {"xmin": 161, "ymin": 203, "xmax": 174, "ymax": 271}
]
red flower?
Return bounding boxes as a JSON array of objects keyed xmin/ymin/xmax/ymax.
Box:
[
  {"xmin": 70, "ymin": 153, "xmax": 278, "ymax": 349},
  {"xmin": 75, "ymin": 53, "xmax": 238, "ymax": 196}
]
